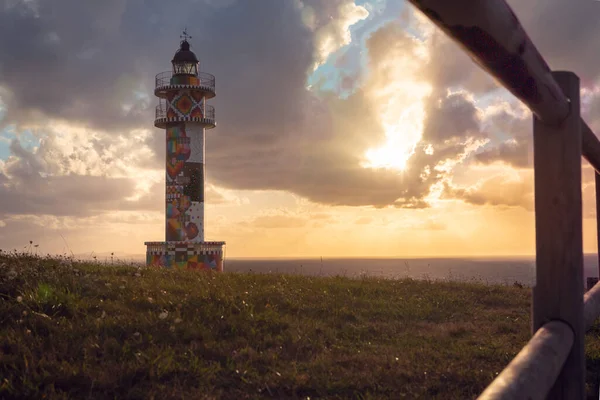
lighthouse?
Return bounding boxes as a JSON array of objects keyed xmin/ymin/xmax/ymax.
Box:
[{"xmin": 145, "ymin": 32, "xmax": 225, "ymax": 271}]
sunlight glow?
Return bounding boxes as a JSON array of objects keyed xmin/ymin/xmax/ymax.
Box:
[
  {"xmin": 362, "ymin": 102, "xmax": 426, "ymax": 170},
  {"xmin": 360, "ymin": 20, "xmax": 433, "ymax": 173},
  {"xmin": 362, "ymin": 81, "xmax": 432, "ymax": 171}
]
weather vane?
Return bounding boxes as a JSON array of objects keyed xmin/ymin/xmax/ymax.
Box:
[{"xmin": 180, "ymin": 28, "xmax": 192, "ymax": 42}]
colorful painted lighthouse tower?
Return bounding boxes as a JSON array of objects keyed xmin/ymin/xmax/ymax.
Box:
[{"xmin": 145, "ymin": 32, "xmax": 225, "ymax": 271}]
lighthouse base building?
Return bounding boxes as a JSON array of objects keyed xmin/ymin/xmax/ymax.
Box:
[
  {"xmin": 145, "ymin": 241, "xmax": 225, "ymax": 272},
  {"xmin": 144, "ymin": 34, "xmax": 225, "ymax": 271}
]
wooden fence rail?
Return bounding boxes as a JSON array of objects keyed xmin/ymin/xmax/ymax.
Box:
[
  {"xmin": 477, "ymin": 321, "xmax": 574, "ymax": 400},
  {"xmin": 585, "ymin": 282, "xmax": 600, "ymax": 332},
  {"xmin": 478, "ymin": 282, "xmax": 600, "ymax": 399},
  {"xmin": 404, "ymin": 0, "xmax": 600, "ymax": 398}
]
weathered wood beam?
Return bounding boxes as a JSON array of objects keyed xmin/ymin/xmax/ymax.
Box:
[
  {"xmin": 531, "ymin": 71, "xmax": 584, "ymax": 399},
  {"xmin": 583, "ymin": 123, "xmax": 600, "ymax": 173},
  {"xmin": 596, "ymin": 172, "xmax": 600, "ymax": 282},
  {"xmin": 476, "ymin": 321, "xmax": 574, "ymax": 400},
  {"xmin": 584, "ymin": 281, "xmax": 600, "ymax": 331},
  {"xmin": 406, "ymin": 0, "xmax": 600, "ymax": 173}
]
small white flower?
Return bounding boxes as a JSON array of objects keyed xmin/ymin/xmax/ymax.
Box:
[
  {"xmin": 16, "ymin": 296, "xmax": 22, "ymax": 303},
  {"xmin": 159, "ymin": 310, "xmax": 168, "ymax": 320}
]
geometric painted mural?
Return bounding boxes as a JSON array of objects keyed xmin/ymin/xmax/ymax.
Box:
[
  {"xmin": 147, "ymin": 253, "xmax": 223, "ymax": 271},
  {"xmin": 165, "ymin": 124, "xmax": 204, "ymax": 242},
  {"xmin": 166, "ymin": 89, "xmax": 204, "ymax": 120},
  {"xmin": 146, "ymin": 242, "xmax": 224, "ymax": 272}
]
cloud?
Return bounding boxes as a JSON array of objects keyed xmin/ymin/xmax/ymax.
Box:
[
  {"xmin": 0, "ymin": 122, "xmax": 162, "ymax": 217},
  {"xmin": 251, "ymin": 215, "xmax": 308, "ymax": 229},
  {"xmin": 236, "ymin": 208, "xmax": 311, "ymax": 230},
  {"xmin": 296, "ymin": 0, "xmax": 369, "ymax": 70},
  {"xmin": 406, "ymin": 218, "xmax": 446, "ymax": 231},
  {"xmin": 444, "ymin": 173, "xmax": 534, "ymax": 211},
  {"xmin": 471, "ymin": 101, "xmax": 532, "ymax": 168},
  {"xmin": 209, "ymin": 13, "xmax": 495, "ymax": 209},
  {"xmin": 355, "ymin": 216, "xmax": 372, "ymax": 225},
  {"xmin": 475, "ymin": 140, "xmax": 529, "ymax": 169},
  {"xmin": 0, "ymin": 173, "xmax": 135, "ymax": 216},
  {"xmin": 0, "ymin": 0, "xmax": 149, "ymax": 130}
]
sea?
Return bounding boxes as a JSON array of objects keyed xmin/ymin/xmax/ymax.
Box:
[{"xmin": 221, "ymin": 255, "xmax": 600, "ymax": 287}]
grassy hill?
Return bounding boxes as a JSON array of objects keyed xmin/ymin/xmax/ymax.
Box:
[{"xmin": 1, "ymin": 252, "xmax": 600, "ymax": 399}]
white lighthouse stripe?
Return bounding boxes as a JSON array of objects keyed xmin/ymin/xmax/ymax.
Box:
[{"xmin": 186, "ymin": 124, "xmax": 205, "ymax": 163}]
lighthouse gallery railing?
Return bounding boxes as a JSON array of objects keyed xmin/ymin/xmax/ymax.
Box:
[
  {"xmin": 155, "ymin": 103, "xmax": 215, "ymax": 121},
  {"xmin": 155, "ymin": 71, "xmax": 216, "ymax": 93}
]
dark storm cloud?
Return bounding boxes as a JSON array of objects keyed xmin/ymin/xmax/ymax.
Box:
[
  {"xmin": 421, "ymin": 91, "xmax": 484, "ymax": 143},
  {"xmin": 475, "ymin": 140, "xmax": 529, "ymax": 169},
  {"xmin": 0, "ymin": 0, "xmax": 148, "ymax": 130},
  {"xmin": 473, "ymin": 106, "xmax": 532, "ymax": 168}
]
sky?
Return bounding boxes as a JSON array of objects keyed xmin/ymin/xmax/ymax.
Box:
[{"xmin": 2, "ymin": 0, "xmax": 600, "ymax": 259}]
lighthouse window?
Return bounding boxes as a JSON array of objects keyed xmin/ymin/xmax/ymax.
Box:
[{"xmin": 174, "ymin": 62, "xmax": 197, "ymax": 75}]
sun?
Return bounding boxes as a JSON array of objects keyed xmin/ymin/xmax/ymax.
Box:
[{"xmin": 362, "ymin": 102, "xmax": 427, "ymax": 171}]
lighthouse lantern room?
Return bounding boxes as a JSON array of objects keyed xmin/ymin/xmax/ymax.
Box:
[{"xmin": 144, "ymin": 31, "xmax": 225, "ymax": 271}]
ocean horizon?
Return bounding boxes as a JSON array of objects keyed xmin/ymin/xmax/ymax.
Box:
[
  {"xmin": 76, "ymin": 253, "xmax": 600, "ymax": 287},
  {"xmin": 217, "ymin": 254, "xmax": 600, "ymax": 287}
]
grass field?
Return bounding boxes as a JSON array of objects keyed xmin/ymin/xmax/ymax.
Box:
[{"xmin": 1, "ymin": 252, "xmax": 600, "ymax": 399}]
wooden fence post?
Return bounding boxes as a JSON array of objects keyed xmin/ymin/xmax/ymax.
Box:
[
  {"xmin": 532, "ymin": 71, "xmax": 584, "ymax": 399},
  {"xmin": 596, "ymin": 172, "xmax": 600, "ymax": 280}
]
